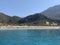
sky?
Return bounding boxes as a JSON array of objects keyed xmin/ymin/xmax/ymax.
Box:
[{"xmin": 0, "ymin": 0, "xmax": 60, "ymax": 17}]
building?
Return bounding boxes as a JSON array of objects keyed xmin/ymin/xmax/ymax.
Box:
[
  {"xmin": 46, "ymin": 21, "xmax": 49, "ymax": 25},
  {"xmin": 51, "ymin": 22, "xmax": 57, "ymax": 26}
]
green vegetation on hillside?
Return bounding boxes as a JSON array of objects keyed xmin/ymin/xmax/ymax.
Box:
[{"xmin": 0, "ymin": 13, "xmax": 59, "ymax": 26}]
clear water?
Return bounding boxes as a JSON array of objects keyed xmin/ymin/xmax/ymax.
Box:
[{"xmin": 0, "ymin": 29, "xmax": 60, "ymax": 45}]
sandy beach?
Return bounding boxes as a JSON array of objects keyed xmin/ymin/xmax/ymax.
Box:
[{"xmin": 0, "ymin": 26, "xmax": 60, "ymax": 30}]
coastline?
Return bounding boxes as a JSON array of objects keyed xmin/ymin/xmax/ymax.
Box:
[{"xmin": 0, "ymin": 26, "xmax": 60, "ymax": 30}]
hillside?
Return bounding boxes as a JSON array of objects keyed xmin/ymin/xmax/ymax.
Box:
[
  {"xmin": 42, "ymin": 5, "xmax": 60, "ymax": 19},
  {"xmin": 18, "ymin": 13, "xmax": 53, "ymax": 26},
  {"xmin": 0, "ymin": 12, "xmax": 59, "ymax": 26},
  {"xmin": 0, "ymin": 13, "xmax": 21, "ymax": 25}
]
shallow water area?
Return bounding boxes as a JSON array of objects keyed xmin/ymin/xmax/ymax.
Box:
[{"xmin": 0, "ymin": 29, "xmax": 60, "ymax": 45}]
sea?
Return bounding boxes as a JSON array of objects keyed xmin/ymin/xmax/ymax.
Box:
[{"xmin": 0, "ymin": 29, "xmax": 60, "ymax": 45}]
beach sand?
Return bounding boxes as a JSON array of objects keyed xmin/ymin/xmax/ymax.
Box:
[{"xmin": 0, "ymin": 26, "xmax": 60, "ymax": 30}]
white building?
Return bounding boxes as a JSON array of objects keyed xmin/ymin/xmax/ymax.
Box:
[
  {"xmin": 51, "ymin": 22, "xmax": 57, "ymax": 26},
  {"xmin": 46, "ymin": 21, "xmax": 49, "ymax": 25}
]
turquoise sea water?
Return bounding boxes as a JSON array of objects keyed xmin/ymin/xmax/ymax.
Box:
[{"xmin": 0, "ymin": 29, "xmax": 60, "ymax": 45}]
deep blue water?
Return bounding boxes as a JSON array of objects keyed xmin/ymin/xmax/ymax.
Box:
[{"xmin": 0, "ymin": 29, "xmax": 60, "ymax": 45}]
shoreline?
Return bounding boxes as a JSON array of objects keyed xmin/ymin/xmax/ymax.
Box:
[{"xmin": 0, "ymin": 26, "xmax": 60, "ymax": 30}]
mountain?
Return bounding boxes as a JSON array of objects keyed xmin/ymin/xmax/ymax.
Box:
[
  {"xmin": 0, "ymin": 13, "xmax": 21, "ymax": 25},
  {"xmin": 0, "ymin": 13, "xmax": 10, "ymax": 23},
  {"xmin": 10, "ymin": 16, "xmax": 21, "ymax": 24},
  {"xmin": 0, "ymin": 13, "xmax": 58, "ymax": 26},
  {"xmin": 18, "ymin": 13, "xmax": 53, "ymax": 26},
  {"xmin": 42, "ymin": 5, "xmax": 60, "ymax": 19}
]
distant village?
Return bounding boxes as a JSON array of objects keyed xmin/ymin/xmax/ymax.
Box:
[{"xmin": 46, "ymin": 21, "xmax": 58, "ymax": 26}]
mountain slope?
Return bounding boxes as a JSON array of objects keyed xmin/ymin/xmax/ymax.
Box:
[
  {"xmin": 0, "ymin": 13, "xmax": 21, "ymax": 25},
  {"xmin": 42, "ymin": 5, "xmax": 60, "ymax": 19},
  {"xmin": 0, "ymin": 13, "xmax": 58, "ymax": 26},
  {"xmin": 0, "ymin": 13, "xmax": 10, "ymax": 23},
  {"xmin": 18, "ymin": 13, "xmax": 52, "ymax": 25}
]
